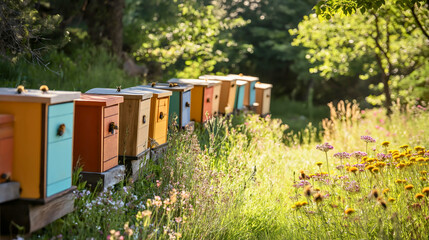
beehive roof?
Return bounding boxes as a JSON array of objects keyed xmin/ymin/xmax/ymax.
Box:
[
  {"xmin": 86, "ymin": 88, "xmax": 153, "ymax": 100},
  {"xmin": 0, "ymin": 87, "xmax": 80, "ymax": 104}
]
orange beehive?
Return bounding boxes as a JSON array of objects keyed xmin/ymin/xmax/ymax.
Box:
[
  {"xmin": 199, "ymin": 75, "xmax": 237, "ymax": 114},
  {"xmin": 85, "ymin": 88, "xmax": 153, "ymax": 158},
  {"xmin": 0, "ymin": 114, "xmax": 13, "ymax": 183},
  {"xmin": 73, "ymin": 94, "xmax": 124, "ymax": 173},
  {"xmin": 0, "ymin": 87, "xmax": 80, "ymax": 200},
  {"xmin": 255, "ymin": 83, "xmax": 273, "ymax": 116}
]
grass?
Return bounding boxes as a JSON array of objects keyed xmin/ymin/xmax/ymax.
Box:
[{"xmin": 22, "ymin": 99, "xmax": 429, "ymax": 239}]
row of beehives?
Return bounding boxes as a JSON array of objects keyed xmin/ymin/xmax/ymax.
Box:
[{"xmin": 0, "ymin": 74, "xmax": 272, "ymax": 234}]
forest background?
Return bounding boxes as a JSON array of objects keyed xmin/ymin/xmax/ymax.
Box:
[{"xmin": 0, "ymin": 0, "xmax": 428, "ymax": 130}]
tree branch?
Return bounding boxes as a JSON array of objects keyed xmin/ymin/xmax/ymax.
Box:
[{"xmin": 411, "ymin": 4, "xmax": 429, "ymax": 40}]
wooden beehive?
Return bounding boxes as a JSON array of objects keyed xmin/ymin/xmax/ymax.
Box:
[
  {"xmin": 228, "ymin": 74, "xmax": 259, "ymax": 107},
  {"xmin": 0, "ymin": 114, "xmax": 13, "ymax": 183},
  {"xmin": 73, "ymin": 94, "xmax": 124, "ymax": 173},
  {"xmin": 234, "ymin": 80, "xmax": 248, "ymax": 111},
  {"xmin": 125, "ymin": 86, "xmax": 172, "ymax": 147},
  {"xmin": 255, "ymin": 83, "xmax": 273, "ymax": 116},
  {"xmin": 140, "ymin": 83, "xmax": 194, "ymax": 128},
  {"xmin": 0, "ymin": 87, "xmax": 80, "ymax": 200},
  {"xmin": 85, "ymin": 88, "xmax": 153, "ymax": 158},
  {"xmin": 167, "ymin": 78, "xmax": 221, "ymax": 122},
  {"xmin": 199, "ymin": 75, "xmax": 237, "ymax": 115}
]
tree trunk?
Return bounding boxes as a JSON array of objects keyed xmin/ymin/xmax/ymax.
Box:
[
  {"xmin": 83, "ymin": 0, "xmax": 124, "ymax": 56},
  {"xmin": 380, "ymin": 69, "xmax": 392, "ymax": 115}
]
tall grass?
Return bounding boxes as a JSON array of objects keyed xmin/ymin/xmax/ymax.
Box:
[{"xmin": 29, "ymin": 101, "xmax": 429, "ymax": 239}]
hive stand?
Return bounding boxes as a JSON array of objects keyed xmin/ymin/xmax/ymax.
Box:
[
  {"xmin": 227, "ymin": 74, "xmax": 259, "ymax": 111},
  {"xmin": 167, "ymin": 78, "xmax": 221, "ymax": 122},
  {"xmin": 85, "ymin": 88, "xmax": 153, "ymax": 181},
  {"xmin": 0, "ymin": 88, "xmax": 80, "ymax": 202},
  {"xmin": 234, "ymin": 80, "xmax": 248, "ymax": 112},
  {"xmin": 74, "ymin": 94, "xmax": 126, "ymax": 189},
  {"xmin": 137, "ymin": 83, "xmax": 194, "ymax": 129},
  {"xmin": 125, "ymin": 86, "xmax": 172, "ymax": 162},
  {"xmin": 0, "ymin": 188, "xmax": 75, "ymax": 235},
  {"xmin": 199, "ymin": 75, "xmax": 237, "ymax": 115},
  {"xmin": 255, "ymin": 83, "xmax": 273, "ymax": 116}
]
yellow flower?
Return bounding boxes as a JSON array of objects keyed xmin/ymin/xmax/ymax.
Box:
[
  {"xmin": 405, "ymin": 184, "xmax": 414, "ymax": 190},
  {"xmin": 313, "ymin": 193, "xmax": 323, "ymax": 203},
  {"xmin": 420, "ymin": 177, "xmax": 427, "ymax": 181},
  {"xmin": 316, "ymin": 162, "xmax": 323, "ymax": 166},
  {"xmin": 382, "ymin": 188, "xmax": 390, "ymax": 195},
  {"xmin": 400, "ymin": 144, "xmax": 409, "ymax": 149},
  {"xmin": 349, "ymin": 167, "xmax": 359, "ymax": 173},
  {"xmin": 381, "ymin": 141, "xmax": 390, "ymax": 147},
  {"xmin": 422, "ymin": 187, "xmax": 429, "ymax": 196},
  {"xmin": 365, "ymin": 165, "xmax": 375, "ymax": 171},
  {"xmin": 372, "ymin": 167, "xmax": 380, "ymax": 173},
  {"xmin": 362, "ymin": 156, "xmax": 369, "ymax": 162},
  {"xmin": 396, "ymin": 163, "xmax": 406, "ymax": 169},
  {"xmin": 395, "ymin": 179, "xmax": 402, "ymax": 184},
  {"xmin": 388, "ymin": 197, "xmax": 396, "ymax": 202},
  {"xmin": 415, "ymin": 146, "xmax": 425, "ymax": 152},
  {"xmin": 376, "ymin": 162, "xmax": 386, "ymax": 168},
  {"xmin": 417, "ymin": 157, "xmax": 425, "ymax": 162},
  {"xmin": 300, "ymin": 201, "xmax": 308, "ymax": 206},
  {"xmin": 345, "ymin": 208, "xmax": 355, "ymax": 215},
  {"xmin": 420, "ymin": 171, "xmax": 427, "ymax": 175},
  {"xmin": 410, "ymin": 157, "xmax": 416, "ymax": 162},
  {"xmin": 415, "ymin": 193, "xmax": 425, "ymax": 200}
]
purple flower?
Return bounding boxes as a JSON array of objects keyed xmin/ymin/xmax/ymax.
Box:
[
  {"xmin": 336, "ymin": 165, "xmax": 345, "ymax": 170},
  {"xmin": 316, "ymin": 143, "xmax": 334, "ymax": 152},
  {"xmin": 351, "ymin": 151, "xmax": 367, "ymax": 159},
  {"xmin": 333, "ymin": 152, "xmax": 350, "ymax": 159},
  {"xmin": 361, "ymin": 135, "xmax": 376, "ymax": 143}
]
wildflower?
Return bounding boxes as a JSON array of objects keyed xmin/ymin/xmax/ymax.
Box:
[
  {"xmin": 381, "ymin": 141, "xmax": 389, "ymax": 147},
  {"xmin": 365, "ymin": 165, "xmax": 375, "ymax": 171},
  {"xmin": 351, "ymin": 151, "xmax": 368, "ymax": 159},
  {"xmin": 345, "ymin": 208, "xmax": 355, "ymax": 215},
  {"xmin": 415, "ymin": 146, "xmax": 425, "ymax": 152},
  {"xmin": 175, "ymin": 233, "xmax": 182, "ymax": 239},
  {"xmin": 395, "ymin": 163, "xmax": 406, "ymax": 169},
  {"xmin": 313, "ymin": 193, "xmax": 323, "ymax": 203},
  {"xmin": 361, "ymin": 135, "xmax": 376, "ymax": 143},
  {"xmin": 415, "ymin": 193, "xmax": 425, "ymax": 200},
  {"xmin": 375, "ymin": 162, "xmax": 386, "ymax": 168},
  {"xmin": 333, "ymin": 152, "xmax": 351, "ymax": 159},
  {"xmin": 399, "ymin": 144, "xmax": 409, "ymax": 149},
  {"xmin": 405, "ymin": 184, "xmax": 414, "ymax": 190},
  {"xmin": 420, "ymin": 177, "xmax": 427, "ymax": 181},
  {"xmin": 316, "ymin": 142, "xmax": 334, "ymax": 152},
  {"xmin": 300, "ymin": 201, "xmax": 308, "ymax": 206},
  {"xmin": 388, "ymin": 197, "xmax": 396, "ymax": 202},
  {"xmin": 422, "ymin": 187, "xmax": 429, "ymax": 196},
  {"xmin": 316, "ymin": 162, "xmax": 323, "ymax": 166},
  {"xmin": 377, "ymin": 198, "xmax": 387, "ymax": 209},
  {"xmin": 141, "ymin": 210, "xmax": 152, "ymax": 217},
  {"xmin": 417, "ymin": 157, "xmax": 425, "ymax": 162},
  {"xmin": 304, "ymin": 185, "xmax": 313, "ymax": 197},
  {"xmin": 372, "ymin": 167, "xmax": 380, "ymax": 173},
  {"xmin": 175, "ymin": 217, "xmax": 182, "ymax": 223},
  {"xmin": 349, "ymin": 167, "xmax": 359, "ymax": 173},
  {"xmin": 369, "ymin": 189, "xmax": 380, "ymax": 199},
  {"xmin": 383, "ymin": 188, "xmax": 390, "ymax": 195}
]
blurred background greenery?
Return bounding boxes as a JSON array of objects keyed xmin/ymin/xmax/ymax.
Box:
[{"xmin": 0, "ymin": 0, "xmax": 428, "ymax": 130}]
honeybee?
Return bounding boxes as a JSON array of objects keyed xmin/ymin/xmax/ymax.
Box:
[
  {"xmin": 109, "ymin": 122, "xmax": 118, "ymax": 134},
  {"xmin": 1, "ymin": 172, "xmax": 10, "ymax": 181},
  {"xmin": 16, "ymin": 85, "xmax": 26, "ymax": 94},
  {"xmin": 39, "ymin": 85, "xmax": 49, "ymax": 93},
  {"xmin": 151, "ymin": 82, "xmax": 157, "ymax": 87},
  {"xmin": 116, "ymin": 86, "xmax": 121, "ymax": 92},
  {"xmin": 57, "ymin": 124, "xmax": 66, "ymax": 136}
]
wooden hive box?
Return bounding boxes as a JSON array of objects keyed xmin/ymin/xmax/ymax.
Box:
[
  {"xmin": 228, "ymin": 74, "xmax": 259, "ymax": 107},
  {"xmin": 255, "ymin": 83, "xmax": 273, "ymax": 116},
  {"xmin": 85, "ymin": 88, "xmax": 153, "ymax": 159},
  {"xmin": 234, "ymin": 80, "xmax": 248, "ymax": 111},
  {"xmin": 199, "ymin": 75, "xmax": 237, "ymax": 115},
  {"xmin": 0, "ymin": 87, "xmax": 80, "ymax": 201},
  {"xmin": 140, "ymin": 83, "xmax": 194, "ymax": 128},
  {"xmin": 73, "ymin": 94, "xmax": 124, "ymax": 173},
  {"xmin": 167, "ymin": 78, "xmax": 221, "ymax": 122},
  {"xmin": 124, "ymin": 86, "xmax": 172, "ymax": 147}
]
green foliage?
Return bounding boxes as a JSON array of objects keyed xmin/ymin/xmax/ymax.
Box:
[
  {"xmin": 291, "ymin": 1, "xmax": 429, "ymax": 105},
  {"xmin": 0, "ymin": 44, "xmax": 141, "ymax": 91},
  {"xmin": 125, "ymin": 1, "xmax": 247, "ymax": 81},
  {"xmin": 314, "ymin": 0, "xmax": 426, "ymax": 19}
]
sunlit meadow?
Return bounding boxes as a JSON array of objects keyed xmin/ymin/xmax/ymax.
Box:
[{"xmin": 33, "ymin": 100, "xmax": 429, "ymax": 239}]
